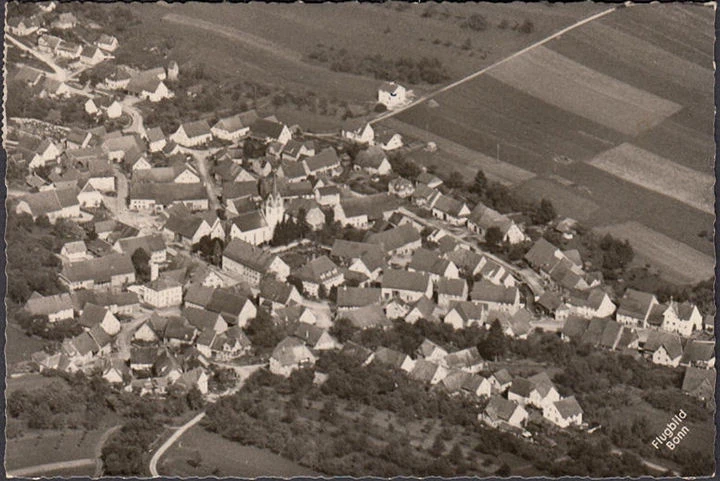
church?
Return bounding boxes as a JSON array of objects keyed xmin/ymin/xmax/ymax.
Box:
[{"xmin": 228, "ymin": 176, "xmax": 285, "ymax": 246}]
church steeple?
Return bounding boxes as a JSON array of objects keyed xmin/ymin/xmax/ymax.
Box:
[{"xmin": 263, "ymin": 173, "xmax": 284, "ymax": 231}]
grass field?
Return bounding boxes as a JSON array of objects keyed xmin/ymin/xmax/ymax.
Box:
[
  {"xmin": 513, "ymin": 177, "xmax": 600, "ymax": 222},
  {"xmin": 392, "ymin": 3, "xmax": 714, "ymax": 270},
  {"xmin": 594, "ymin": 222, "xmax": 714, "ymax": 284},
  {"xmin": 6, "ymin": 323, "xmax": 50, "ymax": 367},
  {"xmin": 159, "ymin": 425, "xmax": 320, "ymax": 478},
  {"xmin": 5, "ymin": 429, "xmax": 105, "ymax": 471},
  {"xmin": 589, "ymin": 144, "xmax": 714, "ymax": 214}
]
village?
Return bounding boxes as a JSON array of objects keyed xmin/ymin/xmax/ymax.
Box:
[{"xmin": 4, "ymin": 2, "xmax": 716, "ymax": 478}]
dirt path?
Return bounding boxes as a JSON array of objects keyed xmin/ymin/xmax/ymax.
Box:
[
  {"xmin": 7, "ymin": 459, "xmax": 96, "ymax": 477},
  {"xmin": 370, "ymin": 6, "xmax": 619, "ymax": 125},
  {"xmin": 149, "ymin": 411, "xmax": 207, "ymax": 477},
  {"xmin": 93, "ymin": 424, "xmax": 122, "ymax": 477}
]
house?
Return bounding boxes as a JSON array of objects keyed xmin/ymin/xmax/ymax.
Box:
[
  {"xmin": 334, "ymin": 194, "xmax": 400, "ymax": 228},
  {"xmin": 183, "ymin": 307, "xmax": 228, "ymax": 335},
  {"xmin": 481, "ymin": 396, "xmax": 528, "ymax": 429},
  {"xmin": 446, "ymin": 249, "xmax": 486, "ymax": 278},
  {"xmin": 616, "ymin": 289, "xmax": 659, "ymax": 328},
  {"xmin": 222, "ymin": 239, "xmax": 290, "ymax": 287},
  {"xmin": 14, "ymin": 66, "xmax": 45, "ymax": 87},
  {"xmin": 388, "ymin": 177, "xmax": 415, "ymax": 198},
  {"xmin": 643, "ymin": 331, "xmax": 684, "ymax": 367},
  {"xmin": 470, "ymin": 281, "xmax": 521, "ymax": 314},
  {"xmin": 679, "ymin": 340, "xmax": 714, "ymax": 369},
  {"xmin": 303, "ymin": 148, "xmax": 342, "ymax": 177},
  {"xmin": 259, "ymin": 276, "xmax": 302, "ymax": 311},
  {"xmin": 444, "ymin": 301, "xmax": 487, "ymax": 330},
  {"xmin": 130, "ymin": 346, "xmax": 161, "ymax": 372},
  {"xmin": 126, "ymin": 74, "xmax": 171, "ymax": 103},
  {"xmin": 437, "ymin": 278, "xmax": 469, "ymax": 308},
  {"xmin": 269, "ymin": 337, "xmax": 317, "ymax": 377},
  {"xmin": 416, "ymin": 172, "xmax": 443, "ymax": 189},
  {"xmin": 88, "ymin": 325, "xmax": 115, "ymax": 357},
  {"xmin": 163, "ymin": 215, "xmax": 212, "ymax": 246},
  {"xmin": 146, "ymin": 127, "xmax": 167, "ymax": 152},
  {"xmin": 543, "ymin": 396, "xmax": 584, "ymax": 428},
  {"xmin": 336, "ymin": 287, "xmax": 382, "ymax": 312},
  {"xmin": 341, "ymin": 121, "xmax": 375, "ymax": 144},
  {"xmin": 355, "ymin": 146, "xmax": 392, "ymax": 175},
  {"xmin": 293, "ymin": 323, "xmax": 338, "ymax": 351},
  {"xmin": 80, "ymin": 46, "xmax": 106, "ymax": 66},
  {"xmin": 373, "ymin": 346, "xmax": 415, "ymax": 372},
  {"xmin": 467, "ymin": 203, "xmax": 527, "ymax": 245},
  {"xmin": 563, "ymin": 288, "xmax": 616, "ymax": 320},
  {"xmin": 59, "ymin": 253, "xmax": 135, "ymax": 290},
  {"xmin": 15, "ymin": 187, "xmax": 80, "ymax": 223},
  {"xmin": 281, "ymin": 139, "xmax": 315, "ymax": 162},
  {"xmin": 72, "ymin": 290, "xmax": 139, "ymax": 317},
  {"xmin": 343, "ymin": 304, "xmax": 392, "ymax": 330},
  {"xmin": 171, "ymin": 120, "xmax": 213, "ymax": 147},
  {"xmin": 443, "ymin": 346, "xmax": 484, "ymax": 373},
  {"xmin": 462, "ymin": 375, "xmax": 492, "ymax": 398},
  {"xmin": 331, "ymin": 240, "xmax": 385, "ymax": 281},
  {"xmin": 114, "ymin": 234, "xmax": 167, "ymax": 264},
  {"xmin": 24, "ymin": 292, "xmax": 74, "ymax": 323},
  {"xmin": 103, "ymin": 135, "xmax": 143, "ymax": 161},
  {"xmin": 439, "ymin": 370, "xmax": 472, "ymax": 395},
  {"xmin": 489, "ymin": 369, "xmax": 513, "ymax": 393},
  {"xmin": 96, "ymin": 34, "xmax": 119, "ymax": 52},
  {"xmin": 53, "ymin": 12, "xmax": 77, "ymax": 29},
  {"xmin": 478, "ymin": 258, "xmax": 516, "ymax": 288},
  {"xmin": 381, "ymin": 269, "xmax": 432, "ymax": 303},
  {"xmin": 285, "ymin": 198, "xmax": 325, "ymax": 230},
  {"xmin": 405, "ymin": 296, "xmax": 439, "ymax": 324},
  {"xmin": 28, "ymin": 138, "xmax": 62, "ymax": 169},
  {"xmin": 661, "ymin": 301, "xmax": 703, "ymax": 337},
  {"xmin": 129, "ymin": 183, "xmax": 208, "ymax": 212},
  {"xmin": 76, "ymin": 183, "xmax": 101, "ymax": 208},
  {"xmin": 367, "ymin": 224, "xmax": 422, "ymax": 257},
  {"xmin": 249, "ymin": 118, "xmax": 292, "ymax": 146},
  {"xmin": 409, "ymin": 359, "xmax": 448, "ymax": 385},
  {"xmin": 102, "ymin": 359, "xmax": 130, "ymax": 384},
  {"xmin": 61, "ymin": 240, "xmax": 88, "ymax": 263},
  {"xmin": 210, "ymin": 329, "xmax": 252, "ymax": 361},
  {"xmin": 488, "ymin": 309, "xmax": 533, "ymax": 339},
  {"xmin": 55, "ymin": 41, "xmax": 82, "ymax": 59},
  {"xmin": 161, "ymin": 316, "xmax": 198, "ymax": 346},
  {"xmin": 211, "ymin": 111, "xmax": 258, "ymax": 141},
  {"xmin": 377, "ymin": 81, "xmax": 407, "ymax": 109},
  {"xmin": 408, "ymin": 248, "xmax": 459, "ymax": 282},
  {"xmin": 416, "ymin": 339, "xmax": 449, "ymax": 363},
  {"xmin": 432, "ymin": 195, "xmax": 471, "ymax": 225},
  {"xmin": 87, "ymin": 158, "xmax": 116, "ymax": 191},
  {"xmin": 205, "ymin": 288, "xmax": 257, "ymax": 327},
  {"xmin": 682, "ymin": 366, "xmax": 715, "ymax": 402},
  {"xmin": 375, "ymin": 129, "xmax": 403, "ymax": 151},
  {"xmin": 8, "ymin": 16, "xmax": 40, "ymax": 36},
  {"xmin": 174, "ymin": 368, "xmax": 210, "ymax": 395},
  {"xmin": 141, "ymin": 278, "xmax": 183, "ymax": 308},
  {"xmin": 63, "ymin": 332, "xmax": 99, "ymax": 366},
  {"xmin": 275, "ymin": 305, "xmax": 317, "ymax": 327},
  {"xmin": 508, "ymin": 378, "xmax": 538, "ymax": 407},
  {"xmin": 132, "ymin": 319, "xmax": 161, "ymax": 344},
  {"xmin": 78, "ymin": 303, "xmax": 121, "ymax": 336},
  {"xmin": 527, "ymin": 371, "xmax": 561, "ymax": 409},
  {"xmin": 295, "ymin": 256, "xmax": 344, "ymax": 298}
]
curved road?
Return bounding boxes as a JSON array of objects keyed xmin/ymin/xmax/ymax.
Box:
[{"xmin": 148, "ymin": 411, "xmax": 206, "ymax": 477}]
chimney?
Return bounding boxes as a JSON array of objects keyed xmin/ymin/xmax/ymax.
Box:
[{"xmin": 150, "ymin": 262, "xmax": 159, "ymax": 281}]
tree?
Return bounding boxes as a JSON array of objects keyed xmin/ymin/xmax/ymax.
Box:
[
  {"xmin": 471, "ymin": 169, "xmax": 488, "ymax": 195},
  {"xmin": 484, "ymin": 226, "xmax": 504, "ymax": 250},
  {"xmin": 429, "ymin": 434, "xmax": 445, "ymax": 456},
  {"xmin": 531, "ymin": 198, "xmax": 557, "ymax": 225},
  {"xmin": 131, "ymin": 248, "xmax": 151, "ymax": 282},
  {"xmin": 445, "ymin": 171, "xmax": 465, "ymax": 189},
  {"xmin": 330, "ymin": 318, "xmax": 357, "ymax": 343},
  {"xmin": 478, "ymin": 320, "xmax": 507, "ymax": 360}
]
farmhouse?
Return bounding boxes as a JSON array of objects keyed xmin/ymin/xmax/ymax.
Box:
[
  {"xmin": 381, "ymin": 269, "xmax": 432, "ymax": 303},
  {"xmin": 432, "ymin": 195, "xmax": 471, "ymax": 225},
  {"xmin": 15, "ymin": 187, "xmax": 80, "ymax": 223},
  {"xmin": 467, "ymin": 203, "xmax": 526, "ymax": 245},
  {"xmin": 24, "ymin": 292, "xmax": 74, "ymax": 323},
  {"xmin": 249, "ymin": 118, "xmax": 292, "ymax": 145},
  {"xmin": 616, "ymin": 289, "xmax": 659, "ymax": 328},
  {"xmin": 563, "ymin": 288, "xmax": 616, "ymax": 320},
  {"xmin": 470, "ymin": 281, "xmax": 521, "ymax": 314},
  {"xmin": 259, "ymin": 276, "xmax": 302, "ymax": 311},
  {"xmin": 481, "ymin": 396, "xmax": 528, "ymax": 429},
  {"xmin": 409, "ymin": 359, "xmax": 448, "ymax": 385},
  {"xmin": 126, "ymin": 74, "xmax": 171, "ymax": 102},
  {"xmin": 661, "ymin": 301, "xmax": 703, "ymax": 336},
  {"xmin": 129, "ymin": 183, "xmax": 208, "ymax": 212},
  {"xmin": 437, "ymin": 278, "xmax": 469, "ymax": 308},
  {"xmin": 643, "ymin": 331, "xmax": 683, "ymax": 367},
  {"xmin": 355, "ymin": 146, "xmax": 392, "ymax": 176},
  {"xmin": 373, "ymin": 346, "xmax": 415, "ymax": 372},
  {"xmin": 293, "ymin": 323, "xmax": 338, "ymax": 351},
  {"xmin": 140, "ymin": 278, "xmax": 183, "ymax": 308},
  {"xmin": 342, "ymin": 120, "xmax": 375, "ymax": 144},
  {"xmin": 416, "ymin": 339, "xmax": 449, "ymax": 363},
  {"xmin": 367, "ymin": 224, "xmax": 422, "ymax": 257},
  {"xmin": 682, "ymin": 367, "xmax": 715, "ymax": 402},
  {"xmin": 211, "ymin": 111, "xmax": 258, "ymax": 141},
  {"xmin": 146, "ymin": 127, "xmax": 167, "ymax": 152},
  {"xmin": 78, "ymin": 303, "xmax": 121, "ymax": 336},
  {"xmin": 444, "ymin": 301, "xmax": 487, "ymax": 330},
  {"xmin": 303, "ymin": 148, "xmax": 342, "ymax": 177},
  {"xmin": 269, "ymin": 337, "xmax": 317, "ymax": 377},
  {"xmin": 222, "ymin": 239, "xmax": 290, "ymax": 287},
  {"xmin": 680, "ymin": 340, "xmax": 715, "ymax": 369},
  {"xmin": 60, "ymin": 253, "xmax": 136, "ymax": 290},
  {"xmin": 171, "ymin": 120, "xmax": 213, "ymax": 147},
  {"xmin": 96, "ymin": 34, "xmax": 119, "ymax": 52},
  {"xmin": 294, "ymin": 256, "xmax": 344, "ymax": 298},
  {"xmin": 408, "ymin": 248, "xmax": 459, "ymax": 282}
]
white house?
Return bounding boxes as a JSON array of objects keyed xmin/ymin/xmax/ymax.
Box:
[
  {"xmin": 171, "ymin": 120, "xmax": 213, "ymax": 147},
  {"xmin": 381, "ymin": 269, "xmax": 433, "ymax": 303},
  {"xmin": 377, "ymin": 81, "xmax": 407, "ymax": 109},
  {"xmin": 269, "ymin": 337, "xmax": 317, "ymax": 377},
  {"xmin": 661, "ymin": 301, "xmax": 703, "ymax": 337},
  {"xmin": 481, "ymin": 396, "xmax": 528, "ymax": 429},
  {"xmin": 543, "ymin": 396, "xmax": 583, "ymax": 428}
]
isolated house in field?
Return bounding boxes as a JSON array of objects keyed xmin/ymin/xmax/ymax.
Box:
[
  {"xmin": 377, "ymin": 81, "xmax": 407, "ymax": 109},
  {"xmin": 543, "ymin": 396, "xmax": 583, "ymax": 428},
  {"xmin": 269, "ymin": 337, "xmax": 317, "ymax": 377},
  {"xmin": 171, "ymin": 120, "xmax": 212, "ymax": 147}
]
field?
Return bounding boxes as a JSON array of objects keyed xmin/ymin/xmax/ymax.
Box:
[
  {"xmin": 594, "ymin": 222, "xmax": 714, "ymax": 284},
  {"xmin": 5, "ymin": 428, "xmax": 105, "ymax": 471},
  {"xmin": 513, "ymin": 177, "xmax": 600, "ymax": 223},
  {"xmin": 589, "ymin": 144, "xmax": 714, "ymax": 214},
  {"xmin": 391, "ymin": 3, "xmax": 715, "ymax": 270},
  {"xmin": 159, "ymin": 425, "xmax": 319, "ymax": 478},
  {"xmin": 6, "ymin": 323, "xmax": 50, "ymax": 367}
]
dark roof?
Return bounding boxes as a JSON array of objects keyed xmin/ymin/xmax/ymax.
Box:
[
  {"xmin": 178, "ymin": 120, "xmax": 212, "ymax": 139},
  {"xmin": 373, "ymin": 346, "xmax": 409, "ymax": 369},
  {"xmin": 183, "ymin": 307, "xmax": 223, "ymax": 332},
  {"xmin": 562, "ymin": 316, "xmax": 590, "ymax": 340},
  {"xmin": 164, "ymin": 214, "xmax": 206, "ymax": 239},
  {"xmin": 485, "ymin": 395, "xmax": 520, "ymax": 422},
  {"xmin": 207, "ymin": 289, "xmax": 253, "ymax": 320},
  {"xmin": 433, "ymin": 194, "xmax": 468, "ymax": 217},
  {"xmin": 444, "ymin": 346, "xmax": 482, "ymax": 370},
  {"xmin": 355, "ymin": 146, "xmax": 387, "ymax": 170},
  {"xmin": 617, "ymin": 289, "xmax": 657, "ymax": 320},
  {"xmin": 62, "ymin": 253, "xmax": 134, "ymax": 284},
  {"xmin": 130, "ymin": 182, "xmax": 206, "ymax": 204},
  {"xmin": 509, "ymin": 378, "xmax": 535, "ymax": 398},
  {"xmin": 680, "ymin": 340, "xmax": 714, "ymax": 365},
  {"xmin": 644, "ymin": 331, "xmax": 683, "ymax": 359},
  {"xmin": 525, "ymin": 238, "xmax": 561, "ymax": 273},
  {"xmin": 344, "ymin": 304, "xmax": 391, "ymax": 329},
  {"xmin": 260, "ymin": 276, "xmax": 297, "ymax": 304},
  {"xmin": 336, "ymin": 287, "xmax": 381, "ymax": 308},
  {"xmin": 250, "ymin": 118, "xmax": 286, "ymax": 139},
  {"xmin": 295, "ymin": 256, "xmax": 340, "ymax": 284},
  {"xmin": 116, "ymin": 234, "xmax": 166, "ymax": 255},
  {"xmin": 340, "ymin": 193, "xmax": 400, "ymax": 220},
  {"xmin": 682, "ymin": 366, "xmax": 715, "ymax": 394},
  {"xmin": 304, "ymin": 148, "xmax": 340, "ymax": 173},
  {"xmin": 367, "ymin": 224, "xmax": 421, "ymax": 252},
  {"xmin": 470, "ymin": 281, "xmax": 518, "ymax": 305},
  {"xmin": 25, "ymin": 292, "xmax": 73, "ymax": 316},
  {"xmin": 409, "ymin": 248, "xmax": 452, "ymax": 277},
  {"xmin": 331, "ymin": 240, "xmax": 384, "ymax": 262},
  {"xmin": 223, "ymin": 239, "xmax": 282, "ymax": 274},
  {"xmin": 554, "ymin": 396, "xmax": 583, "ymax": 418},
  {"xmin": 78, "ymin": 303, "xmax": 109, "ymax": 329},
  {"xmin": 382, "ymin": 269, "xmax": 430, "ymax": 293}
]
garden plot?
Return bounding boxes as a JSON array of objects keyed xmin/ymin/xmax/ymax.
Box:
[{"xmin": 488, "ymin": 46, "xmax": 682, "ymax": 136}]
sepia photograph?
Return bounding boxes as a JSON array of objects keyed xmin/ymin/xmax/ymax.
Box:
[{"xmin": 3, "ymin": 0, "xmax": 716, "ymax": 478}]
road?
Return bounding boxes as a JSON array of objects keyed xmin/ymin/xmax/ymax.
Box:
[
  {"xmin": 178, "ymin": 146, "xmax": 222, "ymax": 211},
  {"xmin": 609, "ymin": 448, "xmax": 679, "ymax": 476},
  {"xmin": 121, "ymin": 97, "xmax": 146, "ymax": 137},
  {"xmin": 6, "ymin": 33, "xmax": 67, "ymax": 80},
  {"xmin": 149, "ymin": 411, "xmax": 207, "ymax": 477},
  {"xmin": 7, "ymin": 459, "xmax": 96, "ymax": 478},
  {"xmin": 369, "ymin": 6, "xmax": 619, "ymax": 126},
  {"xmin": 114, "ymin": 315, "xmax": 152, "ymax": 361}
]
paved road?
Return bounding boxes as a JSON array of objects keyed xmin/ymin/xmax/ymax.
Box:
[
  {"xmin": 369, "ymin": 6, "xmax": 619, "ymax": 126},
  {"xmin": 149, "ymin": 411, "xmax": 207, "ymax": 477},
  {"xmin": 7, "ymin": 459, "xmax": 96, "ymax": 477}
]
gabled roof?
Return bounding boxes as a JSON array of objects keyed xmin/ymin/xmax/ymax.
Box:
[
  {"xmin": 230, "ymin": 211, "xmax": 267, "ymax": 233},
  {"xmin": 409, "ymin": 248, "xmax": 452, "ymax": 276},
  {"xmin": 373, "ymin": 346, "xmax": 409, "ymax": 369},
  {"xmin": 680, "ymin": 340, "xmax": 714, "ymax": 365},
  {"xmin": 223, "ymin": 180, "xmax": 260, "ymax": 200},
  {"xmin": 178, "ymin": 120, "xmax": 212, "ymax": 139},
  {"xmin": 336, "ymin": 287, "xmax": 381, "ymax": 309},
  {"xmin": 433, "ymin": 194, "xmax": 468, "ymax": 217},
  {"xmin": 409, "ymin": 359, "xmax": 443, "ymax": 383},
  {"xmin": 355, "ymin": 146, "xmax": 387, "ymax": 170},
  {"xmin": 509, "ymin": 378, "xmax": 536, "ymax": 398},
  {"xmin": 343, "ymin": 304, "xmax": 391, "ymax": 330},
  {"xmin": 562, "ymin": 316, "xmax": 590, "ymax": 340},
  {"xmin": 271, "ymin": 336, "xmax": 316, "ymax": 366},
  {"xmin": 25, "ymin": 292, "xmax": 74, "ymax": 316},
  {"xmin": 617, "ymin": 289, "xmax": 657, "ymax": 320},
  {"xmin": 408, "ymin": 296, "xmax": 437, "ymax": 320},
  {"xmin": 468, "ymin": 203, "xmax": 516, "ymax": 234},
  {"xmin": 340, "ymin": 194, "xmax": 400, "ymax": 220},
  {"xmin": 207, "ymin": 288, "xmax": 253, "ymax": 319},
  {"xmin": 293, "ymin": 322, "xmax": 329, "ymax": 347},
  {"xmin": 78, "ymin": 303, "xmax": 110, "ymax": 329},
  {"xmin": 485, "ymin": 395, "xmax": 521, "ymax": 422},
  {"xmin": 417, "ymin": 338, "xmax": 448, "ymax": 358},
  {"xmin": 19, "ymin": 187, "xmax": 79, "ymax": 216},
  {"xmin": 447, "ymin": 301, "xmax": 486, "ymax": 323},
  {"xmin": 295, "ymin": 256, "xmax": 340, "ymax": 284},
  {"xmin": 440, "ymin": 370, "xmax": 472, "ymax": 393},
  {"xmin": 525, "ymin": 238, "xmax": 561, "ymax": 273},
  {"xmin": 127, "ymin": 72, "xmax": 164, "ymax": 95},
  {"xmin": 382, "ymin": 269, "xmax": 430, "ymax": 293},
  {"xmin": 184, "ymin": 284, "xmax": 215, "ymax": 308},
  {"xmin": 444, "ymin": 346, "xmax": 482, "ymax": 370},
  {"xmin": 164, "ymin": 214, "xmax": 206, "ymax": 240},
  {"xmin": 304, "ymin": 148, "xmax": 340, "ymax": 173},
  {"xmin": 331, "ymin": 240, "xmax": 384, "ymax": 263},
  {"xmin": 183, "ymin": 306, "xmax": 223, "ymax": 332},
  {"xmin": 340, "ymin": 341, "xmax": 374, "ymax": 363},
  {"xmin": 260, "ymin": 276, "xmax": 297, "ymax": 305},
  {"xmin": 367, "ymin": 224, "xmax": 421, "ymax": 252},
  {"xmin": 553, "ymin": 396, "xmax": 583, "ymax": 419},
  {"xmin": 470, "ymin": 281, "xmax": 518, "ymax": 305},
  {"xmin": 446, "ymin": 249, "xmax": 484, "ymax": 273},
  {"xmin": 117, "ymin": 234, "xmax": 166, "ymax": 255},
  {"xmin": 644, "ymin": 331, "xmax": 683, "ymax": 359},
  {"xmin": 62, "ymin": 253, "xmax": 134, "ymax": 284},
  {"xmin": 491, "ymin": 368, "xmax": 513, "ymax": 386},
  {"xmin": 682, "ymin": 366, "xmax": 715, "ymax": 394},
  {"xmin": 250, "ymin": 118, "xmax": 286, "ymax": 139},
  {"xmin": 223, "ymin": 239, "xmax": 282, "ymax": 274},
  {"xmin": 130, "ymin": 183, "xmax": 206, "ymax": 204}
]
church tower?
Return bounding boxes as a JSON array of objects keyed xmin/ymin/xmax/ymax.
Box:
[{"xmin": 263, "ymin": 174, "xmax": 284, "ymax": 232}]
